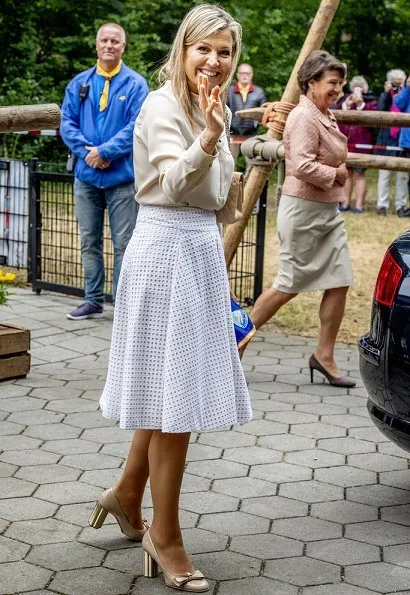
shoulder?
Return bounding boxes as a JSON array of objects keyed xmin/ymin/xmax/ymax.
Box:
[
  {"xmin": 121, "ymin": 64, "xmax": 149, "ymax": 88},
  {"xmin": 139, "ymin": 83, "xmax": 183, "ymax": 121},
  {"xmin": 66, "ymin": 66, "xmax": 95, "ymax": 89}
]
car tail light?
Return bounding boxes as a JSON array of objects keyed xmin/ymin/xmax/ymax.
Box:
[{"xmin": 374, "ymin": 251, "xmax": 403, "ymax": 307}]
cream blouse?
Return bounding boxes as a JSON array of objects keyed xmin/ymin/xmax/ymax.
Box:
[{"xmin": 133, "ymin": 80, "xmax": 234, "ymax": 210}]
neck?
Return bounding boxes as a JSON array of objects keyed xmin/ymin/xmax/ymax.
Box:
[
  {"xmin": 306, "ymin": 91, "xmax": 327, "ymax": 115},
  {"xmin": 98, "ymin": 59, "xmax": 121, "ymax": 73}
]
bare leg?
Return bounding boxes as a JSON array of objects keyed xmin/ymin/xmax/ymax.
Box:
[
  {"xmin": 114, "ymin": 429, "xmax": 152, "ymax": 528},
  {"xmin": 315, "ymin": 286, "xmax": 349, "ymax": 376},
  {"xmin": 354, "ymin": 171, "xmax": 367, "ymax": 210},
  {"xmin": 343, "ymin": 169, "xmax": 353, "ymax": 206},
  {"xmin": 250, "ymin": 287, "xmax": 297, "ymax": 330},
  {"xmin": 148, "ymin": 431, "xmax": 193, "ymax": 575}
]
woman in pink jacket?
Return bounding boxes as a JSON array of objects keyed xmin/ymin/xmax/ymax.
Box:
[{"xmin": 249, "ymin": 50, "xmax": 355, "ymax": 388}]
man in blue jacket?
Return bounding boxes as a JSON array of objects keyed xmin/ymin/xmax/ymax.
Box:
[
  {"xmin": 60, "ymin": 23, "xmax": 149, "ymax": 320},
  {"xmin": 394, "ymin": 75, "xmax": 410, "ymax": 216}
]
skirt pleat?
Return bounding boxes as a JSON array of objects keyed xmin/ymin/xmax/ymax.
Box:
[{"xmin": 100, "ymin": 205, "xmax": 252, "ymax": 433}]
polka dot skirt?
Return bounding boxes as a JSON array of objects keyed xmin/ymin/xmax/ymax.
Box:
[{"xmin": 100, "ymin": 205, "xmax": 252, "ymax": 433}]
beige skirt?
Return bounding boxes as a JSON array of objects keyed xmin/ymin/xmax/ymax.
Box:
[{"xmin": 273, "ymin": 195, "xmax": 353, "ymax": 293}]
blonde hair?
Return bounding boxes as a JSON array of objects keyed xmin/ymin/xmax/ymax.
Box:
[{"xmin": 158, "ymin": 4, "xmax": 242, "ymax": 125}]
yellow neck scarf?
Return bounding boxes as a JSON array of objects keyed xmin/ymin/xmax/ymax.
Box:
[
  {"xmin": 96, "ymin": 59, "xmax": 122, "ymax": 112},
  {"xmin": 238, "ymin": 83, "xmax": 251, "ymax": 103}
]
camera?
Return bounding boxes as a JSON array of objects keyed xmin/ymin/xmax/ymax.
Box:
[{"xmin": 391, "ymin": 83, "xmax": 400, "ymax": 92}]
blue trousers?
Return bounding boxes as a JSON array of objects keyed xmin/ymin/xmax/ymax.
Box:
[{"xmin": 74, "ymin": 179, "xmax": 137, "ymax": 306}]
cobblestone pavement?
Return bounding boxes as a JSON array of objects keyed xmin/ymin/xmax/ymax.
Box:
[{"xmin": 0, "ymin": 288, "xmax": 409, "ymax": 595}]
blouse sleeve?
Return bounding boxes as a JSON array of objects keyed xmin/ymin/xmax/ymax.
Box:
[
  {"xmin": 138, "ymin": 93, "xmax": 218, "ymax": 202},
  {"xmin": 286, "ymin": 111, "xmax": 337, "ymax": 191}
]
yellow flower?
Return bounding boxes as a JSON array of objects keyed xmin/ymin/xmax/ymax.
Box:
[{"xmin": 0, "ymin": 271, "xmax": 16, "ymax": 282}]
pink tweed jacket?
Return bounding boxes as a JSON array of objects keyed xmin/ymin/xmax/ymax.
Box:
[{"xmin": 281, "ymin": 95, "xmax": 348, "ymax": 204}]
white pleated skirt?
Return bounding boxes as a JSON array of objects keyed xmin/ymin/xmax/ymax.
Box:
[
  {"xmin": 100, "ymin": 205, "xmax": 252, "ymax": 433},
  {"xmin": 273, "ymin": 195, "xmax": 353, "ymax": 293}
]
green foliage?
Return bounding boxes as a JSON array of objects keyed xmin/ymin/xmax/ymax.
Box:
[{"xmin": 1, "ymin": 0, "xmax": 410, "ymax": 161}]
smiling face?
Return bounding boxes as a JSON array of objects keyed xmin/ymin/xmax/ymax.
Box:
[
  {"xmin": 184, "ymin": 29, "xmax": 234, "ymax": 94},
  {"xmin": 96, "ymin": 25, "xmax": 126, "ymax": 71},
  {"xmin": 309, "ymin": 70, "xmax": 345, "ymax": 111}
]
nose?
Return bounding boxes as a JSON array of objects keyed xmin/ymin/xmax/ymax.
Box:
[{"xmin": 206, "ymin": 51, "xmax": 219, "ymax": 67}]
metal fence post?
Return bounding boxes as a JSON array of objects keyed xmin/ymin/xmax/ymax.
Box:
[
  {"xmin": 28, "ymin": 158, "xmax": 41, "ymax": 293},
  {"xmin": 253, "ymin": 181, "xmax": 267, "ymax": 303}
]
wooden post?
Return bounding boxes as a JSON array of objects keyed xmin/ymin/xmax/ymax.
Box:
[
  {"xmin": 0, "ymin": 104, "xmax": 61, "ymax": 133},
  {"xmin": 235, "ymin": 106, "xmax": 410, "ymax": 129},
  {"xmin": 224, "ymin": 0, "xmax": 342, "ymax": 268}
]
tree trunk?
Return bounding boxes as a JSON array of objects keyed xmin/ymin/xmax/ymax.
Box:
[
  {"xmin": 0, "ymin": 104, "xmax": 61, "ymax": 133},
  {"xmin": 223, "ymin": 0, "xmax": 342, "ymax": 268}
]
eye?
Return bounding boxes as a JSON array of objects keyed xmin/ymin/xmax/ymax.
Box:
[
  {"xmin": 197, "ymin": 46, "xmax": 209, "ymax": 52},
  {"xmin": 219, "ymin": 50, "xmax": 231, "ymax": 57}
]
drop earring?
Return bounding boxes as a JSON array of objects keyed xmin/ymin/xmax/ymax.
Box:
[{"xmin": 310, "ymin": 86, "xmax": 316, "ymax": 104}]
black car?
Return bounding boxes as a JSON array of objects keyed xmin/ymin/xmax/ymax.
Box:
[{"xmin": 359, "ymin": 230, "xmax": 410, "ymax": 452}]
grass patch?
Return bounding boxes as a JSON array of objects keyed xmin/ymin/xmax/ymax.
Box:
[{"xmin": 263, "ymin": 169, "xmax": 410, "ymax": 343}]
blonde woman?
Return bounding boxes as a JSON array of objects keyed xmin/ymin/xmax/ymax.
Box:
[{"xmin": 89, "ymin": 5, "xmax": 251, "ymax": 592}]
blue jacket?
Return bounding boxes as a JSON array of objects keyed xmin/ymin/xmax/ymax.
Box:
[
  {"xmin": 394, "ymin": 86, "xmax": 410, "ymax": 149},
  {"xmin": 60, "ymin": 63, "xmax": 149, "ymax": 189}
]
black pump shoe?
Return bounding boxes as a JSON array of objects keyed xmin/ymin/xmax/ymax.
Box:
[{"xmin": 309, "ymin": 354, "xmax": 356, "ymax": 388}]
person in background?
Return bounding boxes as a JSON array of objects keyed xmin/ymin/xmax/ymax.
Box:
[
  {"xmin": 337, "ymin": 75, "xmax": 377, "ymax": 213},
  {"xmin": 61, "ymin": 24, "xmax": 149, "ymax": 320},
  {"xmin": 376, "ymin": 69, "xmax": 409, "ymax": 216},
  {"xmin": 244, "ymin": 50, "xmax": 355, "ymax": 389},
  {"xmin": 394, "ymin": 74, "xmax": 410, "ymax": 205},
  {"xmin": 227, "ymin": 63, "xmax": 266, "ymax": 162}
]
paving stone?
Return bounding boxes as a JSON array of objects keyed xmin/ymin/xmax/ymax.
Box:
[
  {"xmin": 182, "ymin": 527, "xmax": 228, "ymax": 554},
  {"xmin": 0, "ymin": 535, "xmax": 30, "ymax": 562},
  {"xmin": 272, "ymin": 516, "xmax": 342, "ymax": 542},
  {"xmin": 383, "ymin": 544, "xmax": 410, "ymax": 568},
  {"xmin": 252, "ymin": 399, "xmax": 293, "ymax": 412},
  {"xmin": 345, "ymin": 520, "xmax": 410, "ymax": 546},
  {"xmin": 16, "ymin": 376, "xmax": 66, "ymax": 389},
  {"xmin": 180, "ymin": 473, "xmax": 211, "ymax": 493},
  {"xmin": 302, "ymin": 584, "xmax": 378, "ymax": 594},
  {"xmin": 0, "ymin": 396, "xmax": 48, "ymax": 411},
  {"xmin": 306, "ymin": 538, "xmax": 380, "ymax": 565},
  {"xmin": 213, "ymin": 476, "xmax": 277, "ymax": 499},
  {"xmin": 223, "ymin": 445, "xmax": 281, "ymax": 465},
  {"xmin": 0, "ymin": 477, "xmax": 36, "ymax": 498},
  {"xmin": 240, "ymin": 495, "xmax": 308, "ymax": 520},
  {"xmin": 264, "ymin": 556, "xmax": 340, "ymax": 586},
  {"xmin": 46, "ymin": 398, "xmax": 99, "ymax": 413},
  {"xmin": 0, "ymin": 461, "xmax": 17, "ymax": 477},
  {"xmin": 179, "ymin": 491, "xmax": 239, "ymax": 514},
  {"xmin": 245, "ymin": 370, "xmax": 275, "ymax": 383},
  {"xmin": 24, "ymin": 422, "xmax": 81, "ymax": 440},
  {"xmin": 27, "ymin": 541, "xmax": 105, "ymax": 570},
  {"xmin": 79, "ymin": 468, "xmax": 122, "ymax": 489},
  {"xmin": 379, "ymin": 469, "xmax": 410, "ymax": 490},
  {"xmin": 320, "ymin": 414, "xmax": 373, "ymax": 428},
  {"xmin": 59, "ymin": 452, "xmax": 123, "ymax": 471},
  {"xmin": 345, "ymin": 562, "xmax": 410, "ymax": 593},
  {"xmin": 77, "ymin": 523, "xmax": 147, "ymax": 550},
  {"xmin": 250, "ymin": 462, "xmax": 312, "ymax": 483},
  {"xmin": 31, "ymin": 344, "xmax": 82, "ymax": 363},
  {"xmin": 54, "ymin": 501, "xmax": 108, "ymax": 526},
  {"xmin": 56, "ymin": 335, "xmax": 110, "ymax": 355},
  {"xmin": 0, "ymin": 561, "xmax": 52, "ymax": 594},
  {"xmin": 259, "ymin": 434, "xmax": 316, "ymax": 452},
  {"xmin": 249, "ymin": 382, "xmax": 301, "ymax": 396},
  {"xmin": 100, "ymin": 442, "xmax": 129, "ymax": 458},
  {"xmin": 31, "ymin": 386, "xmax": 82, "ymax": 399},
  {"xmin": 0, "ymin": 448, "xmax": 60, "ymax": 466},
  {"xmin": 0, "ymin": 383, "xmax": 32, "ymax": 397},
  {"xmin": 186, "ymin": 443, "xmax": 222, "ymax": 461},
  {"xmin": 65, "ymin": 379, "xmax": 107, "ymax": 391},
  {"xmin": 41, "ymin": 438, "xmax": 101, "ymax": 455},
  {"xmin": 285, "ymin": 449, "xmax": 345, "ymax": 468},
  {"xmin": 5, "ymin": 517, "xmax": 79, "ymax": 544},
  {"xmin": 103, "ymin": 546, "xmax": 142, "ymax": 573},
  {"xmin": 347, "ymin": 485, "xmax": 410, "ymax": 507},
  {"xmin": 266, "ymin": 410, "xmax": 319, "ymax": 424},
  {"xmin": 63, "ymin": 411, "xmax": 116, "ymax": 429},
  {"xmin": 233, "ymin": 418, "xmax": 288, "ymax": 436},
  {"xmin": 198, "ymin": 511, "xmax": 269, "ymax": 535},
  {"xmin": 217, "ymin": 576, "xmax": 298, "ymax": 595},
  {"xmin": 186, "ymin": 459, "xmax": 248, "ymax": 480},
  {"xmin": 0, "ymin": 420, "xmax": 25, "ymax": 435},
  {"xmin": 295, "ymin": 403, "xmax": 348, "ymax": 416},
  {"xmin": 350, "ymin": 453, "xmax": 407, "ymax": 474},
  {"xmin": 349, "ymin": 406, "xmax": 370, "ymax": 418},
  {"xmin": 311, "ymin": 500, "xmax": 378, "ymax": 524},
  {"xmin": 81, "ymin": 426, "xmax": 134, "ymax": 443},
  {"xmin": 349, "ymin": 426, "xmax": 389, "ymax": 442},
  {"xmin": 191, "ymin": 550, "xmax": 261, "ymax": 580},
  {"xmin": 279, "ymin": 480, "xmax": 343, "ymax": 503},
  {"xmin": 291, "ymin": 422, "xmax": 346, "ymax": 439},
  {"xmin": 230, "ymin": 532, "xmax": 303, "ymax": 559},
  {"xmin": 17, "ymin": 464, "xmax": 82, "ymax": 485},
  {"xmin": 301, "ymin": 384, "xmax": 350, "ymax": 397},
  {"xmin": 268, "ymin": 392, "xmax": 322, "ymax": 404},
  {"xmin": 377, "ymin": 441, "xmax": 410, "ymax": 458},
  {"xmin": 50, "ymin": 566, "xmax": 133, "ymax": 595},
  {"xmin": 380, "ymin": 504, "xmax": 410, "ymax": 526},
  {"xmin": 318, "ymin": 436, "xmax": 376, "ymax": 454},
  {"xmin": 35, "ymin": 481, "xmax": 102, "ymax": 504},
  {"xmin": 0, "ymin": 496, "xmax": 58, "ymax": 521},
  {"xmin": 314, "ymin": 466, "xmax": 377, "ymax": 487}
]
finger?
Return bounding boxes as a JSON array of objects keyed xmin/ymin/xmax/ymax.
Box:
[{"xmin": 211, "ymin": 86, "xmax": 221, "ymax": 102}]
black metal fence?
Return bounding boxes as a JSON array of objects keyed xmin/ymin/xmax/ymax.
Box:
[{"xmin": 2, "ymin": 157, "xmax": 267, "ymax": 306}]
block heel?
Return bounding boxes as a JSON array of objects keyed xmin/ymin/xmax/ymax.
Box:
[
  {"xmin": 143, "ymin": 549, "xmax": 158, "ymax": 578},
  {"xmin": 88, "ymin": 502, "xmax": 108, "ymax": 528}
]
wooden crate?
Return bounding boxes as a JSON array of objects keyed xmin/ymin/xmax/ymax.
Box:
[{"xmin": 0, "ymin": 323, "xmax": 31, "ymax": 380}]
